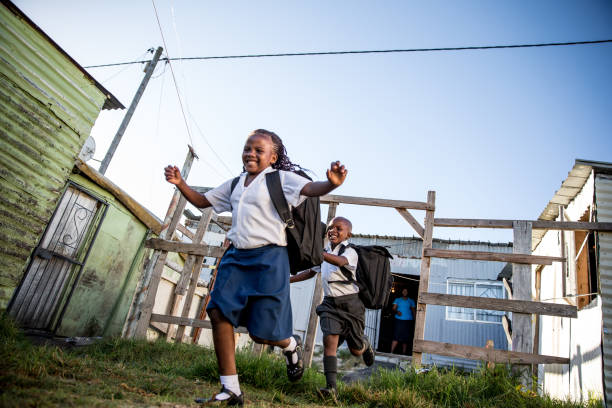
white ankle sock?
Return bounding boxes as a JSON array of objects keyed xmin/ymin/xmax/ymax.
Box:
[
  {"xmin": 219, "ymin": 374, "xmax": 241, "ymax": 398},
  {"xmin": 282, "ymin": 336, "xmax": 298, "ymax": 364}
]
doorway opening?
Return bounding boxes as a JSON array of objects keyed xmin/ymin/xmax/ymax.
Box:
[{"xmin": 376, "ymin": 273, "xmax": 419, "ymax": 355}]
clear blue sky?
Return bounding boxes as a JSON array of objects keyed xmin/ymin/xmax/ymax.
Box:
[{"xmin": 16, "ymin": 1, "xmax": 612, "ymax": 242}]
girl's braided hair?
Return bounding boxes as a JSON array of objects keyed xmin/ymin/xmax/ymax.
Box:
[{"xmin": 250, "ymin": 129, "xmax": 305, "ymax": 173}]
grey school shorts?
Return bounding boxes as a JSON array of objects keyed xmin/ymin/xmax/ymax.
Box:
[{"xmin": 316, "ymin": 293, "xmax": 366, "ymax": 350}]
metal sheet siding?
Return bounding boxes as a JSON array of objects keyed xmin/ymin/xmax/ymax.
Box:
[
  {"xmin": 354, "ymin": 235, "xmax": 512, "ymax": 370},
  {"xmin": 54, "ymin": 174, "xmax": 149, "ymax": 337},
  {"xmin": 596, "ymin": 173, "xmax": 612, "ymax": 404},
  {"xmin": 0, "ymin": 3, "xmax": 106, "ymax": 309}
]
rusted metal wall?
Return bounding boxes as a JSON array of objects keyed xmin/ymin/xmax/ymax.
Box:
[
  {"xmin": 0, "ymin": 2, "xmax": 108, "ymax": 309},
  {"xmin": 54, "ymin": 174, "xmax": 150, "ymax": 337}
]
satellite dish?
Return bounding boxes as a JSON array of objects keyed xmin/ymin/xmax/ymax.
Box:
[{"xmin": 78, "ymin": 136, "xmax": 96, "ymax": 162}]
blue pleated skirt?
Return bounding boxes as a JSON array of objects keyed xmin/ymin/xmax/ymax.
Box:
[{"xmin": 207, "ymin": 244, "xmax": 293, "ymax": 341}]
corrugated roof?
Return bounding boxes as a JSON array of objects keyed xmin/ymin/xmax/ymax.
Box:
[
  {"xmin": 1, "ymin": 0, "xmax": 124, "ymax": 110},
  {"xmin": 75, "ymin": 160, "xmax": 162, "ymax": 234},
  {"xmin": 533, "ymin": 159, "xmax": 612, "ymax": 250}
]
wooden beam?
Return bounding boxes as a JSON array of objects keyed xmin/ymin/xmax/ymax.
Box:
[
  {"xmin": 413, "ymin": 340, "xmax": 569, "ymax": 365},
  {"xmin": 512, "ymin": 221, "xmax": 533, "ymax": 354},
  {"xmin": 396, "ymin": 208, "xmax": 425, "ymax": 238},
  {"xmin": 164, "ymin": 259, "xmax": 183, "ymax": 273},
  {"xmin": 176, "ymin": 223, "xmax": 194, "ymax": 240},
  {"xmin": 412, "ymin": 191, "xmax": 435, "ymax": 366},
  {"xmin": 145, "ymin": 239, "xmax": 226, "ymax": 258},
  {"xmin": 150, "ymin": 313, "xmax": 248, "ymax": 334},
  {"xmin": 303, "ymin": 202, "xmax": 337, "ymax": 368},
  {"xmin": 502, "ymin": 315, "xmax": 512, "ymax": 346},
  {"xmin": 434, "ymin": 218, "xmax": 612, "ymax": 232},
  {"xmin": 320, "ymin": 194, "xmax": 433, "ymax": 211},
  {"xmin": 419, "ymin": 292, "xmax": 577, "ymax": 318},
  {"xmin": 424, "ymin": 248, "xmax": 564, "ymax": 265},
  {"xmin": 129, "ymin": 147, "xmax": 196, "ymax": 339},
  {"xmin": 503, "ymin": 278, "xmax": 513, "ymax": 299},
  {"xmin": 168, "ymin": 209, "xmax": 213, "ymax": 341}
]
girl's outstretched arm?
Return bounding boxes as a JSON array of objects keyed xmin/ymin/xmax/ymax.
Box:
[
  {"xmin": 164, "ymin": 165, "xmax": 212, "ymax": 208},
  {"xmin": 300, "ymin": 161, "xmax": 347, "ymax": 197}
]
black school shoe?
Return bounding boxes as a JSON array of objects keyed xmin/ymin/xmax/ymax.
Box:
[
  {"xmin": 317, "ymin": 387, "xmax": 338, "ymax": 404},
  {"xmin": 362, "ymin": 337, "xmax": 375, "ymax": 367},
  {"xmin": 194, "ymin": 386, "xmax": 244, "ymax": 406},
  {"xmin": 284, "ymin": 334, "xmax": 304, "ymax": 382}
]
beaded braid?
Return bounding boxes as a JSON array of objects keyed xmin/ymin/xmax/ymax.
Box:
[{"xmin": 250, "ymin": 129, "xmax": 304, "ymax": 173}]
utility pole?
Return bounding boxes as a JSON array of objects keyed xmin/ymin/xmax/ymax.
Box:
[{"xmin": 99, "ymin": 46, "xmax": 164, "ymax": 175}]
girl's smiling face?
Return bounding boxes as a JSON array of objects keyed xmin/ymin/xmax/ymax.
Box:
[{"xmin": 242, "ymin": 133, "xmax": 278, "ymax": 175}]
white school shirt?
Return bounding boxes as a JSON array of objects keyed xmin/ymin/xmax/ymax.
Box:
[
  {"xmin": 320, "ymin": 240, "xmax": 359, "ymax": 297},
  {"xmin": 204, "ymin": 166, "xmax": 310, "ymax": 249}
]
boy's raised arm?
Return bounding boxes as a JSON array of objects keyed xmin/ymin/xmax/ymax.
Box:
[
  {"xmin": 164, "ymin": 165, "xmax": 212, "ymax": 209},
  {"xmin": 300, "ymin": 161, "xmax": 347, "ymax": 197}
]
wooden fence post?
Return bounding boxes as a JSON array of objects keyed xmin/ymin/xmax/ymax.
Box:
[
  {"xmin": 125, "ymin": 147, "xmax": 197, "ymax": 339},
  {"xmin": 412, "ymin": 191, "xmax": 435, "ymax": 366},
  {"xmin": 512, "ymin": 220, "xmax": 533, "ymax": 385},
  {"xmin": 303, "ymin": 202, "xmax": 337, "ymax": 368}
]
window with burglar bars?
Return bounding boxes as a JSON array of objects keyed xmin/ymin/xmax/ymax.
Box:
[{"xmin": 445, "ymin": 280, "xmax": 505, "ymax": 324}]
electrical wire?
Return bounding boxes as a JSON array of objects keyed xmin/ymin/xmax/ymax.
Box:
[
  {"xmin": 159, "ymin": 0, "xmax": 235, "ymax": 178},
  {"xmin": 151, "ymin": 0, "xmax": 194, "ymax": 147},
  {"xmin": 98, "ymin": 49, "xmax": 153, "ymax": 82},
  {"xmin": 84, "ymin": 39, "xmax": 612, "ymax": 69},
  {"xmin": 187, "ymin": 112, "xmax": 236, "ymax": 177}
]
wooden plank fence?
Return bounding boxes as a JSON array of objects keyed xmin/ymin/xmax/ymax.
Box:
[{"xmin": 127, "ymin": 155, "xmax": 612, "ymax": 372}]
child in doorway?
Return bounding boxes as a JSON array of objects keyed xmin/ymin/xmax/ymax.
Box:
[
  {"xmin": 290, "ymin": 216, "xmax": 374, "ymax": 401},
  {"xmin": 164, "ymin": 129, "xmax": 347, "ymax": 406}
]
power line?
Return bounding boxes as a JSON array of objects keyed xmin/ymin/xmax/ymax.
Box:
[
  {"xmin": 84, "ymin": 39, "xmax": 612, "ymax": 69},
  {"xmin": 151, "ymin": 0, "xmax": 194, "ymax": 147}
]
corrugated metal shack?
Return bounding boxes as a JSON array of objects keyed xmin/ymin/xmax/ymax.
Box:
[
  {"xmin": 0, "ymin": 0, "xmax": 123, "ymax": 311},
  {"xmin": 291, "ymin": 233, "xmax": 512, "ymax": 370},
  {"xmin": 531, "ymin": 159, "xmax": 612, "ymax": 402}
]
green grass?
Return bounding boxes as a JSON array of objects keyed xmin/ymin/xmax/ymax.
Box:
[{"xmin": 0, "ymin": 315, "xmax": 602, "ymax": 407}]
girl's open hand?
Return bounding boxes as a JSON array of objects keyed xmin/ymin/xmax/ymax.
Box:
[
  {"xmin": 164, "ymin": 165, "xmax": 183, "ymax": 185},
  {"xmin": 326, "ymin": 161, "xmax": 347, "ymax": 187}
]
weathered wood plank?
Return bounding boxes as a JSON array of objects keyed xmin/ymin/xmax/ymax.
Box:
[
  {"xmin": 164, "ymin": 259, "xmax": 183, "ymax": 273},
  {"xmin": 424, "ymin": 248, "xmax": 564, "ymax": 265},
  {"xmin": 320, "ymin": 194, "xmax": 433, "ymax": 211},
  {"xmin": 129, "ymin": 147, "xmax": 196, "ymax": 339},
  {"xmin": 176, "ymin": 223, "xmax": 194, "ymax": 240},
  {"xmin": 503, "ymin": 278, "xmax": 513, "ymax": 299},
  {"xmin": 502, "ymin": 315, "xmax": 512, "ymax": 346},
  {"xmin": 512, "ymin": 221, "xmax": 533, "ymax": 357},
  {"xmin": 304, "ymin": 202, "xmax": 337, "ymax": 368},
  {"xmin": 396, "ymin": 208, "xmax": 425, "ymax": 238},
  {"xmin": 150, "ymin": 313, "xmax": 248, "ymax": 334},
  {"xmin": 414, "ymin": 340, "xmax": 569, "ymax": 365},
  {"xmin": 412, "ymin": 191, "xmax": 435, "ymax": 366},
  {"xmin": 419, "ymin": 292, "xmax": 577, "ymax": 318},
  {"xmin": 145, "ymin": 239, "xmax": 226, "ymax": 258},
  {"xmin": 434, "ymin": 218, "xmax": 612, "ymax": 231}
]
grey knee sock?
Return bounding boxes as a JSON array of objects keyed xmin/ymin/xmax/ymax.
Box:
[{"xmin": 323, "ymin": 355, "xmax": 337, "ymax": 389}]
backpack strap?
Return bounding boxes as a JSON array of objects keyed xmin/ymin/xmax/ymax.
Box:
[
  {"xmin": 265, "ymin": 171, "xmax": 295, "ymax": 229},
  {"xmin": 328, "ymin": 244, "xmax": 356, "ymax": 285},
  {"xmin": 230, "ymin": 177, "xmax": 240, "ymax": 193},
  {"xmin": 228, "ymin": 177, "xmax": 240, "ymax": 211}
]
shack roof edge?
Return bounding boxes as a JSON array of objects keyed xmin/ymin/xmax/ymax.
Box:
[{"xmin": 2, "ymin": 0, "xmax": 124, "ymax": 110}]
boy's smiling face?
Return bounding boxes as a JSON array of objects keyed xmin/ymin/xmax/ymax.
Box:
[
  {"xmin": 242, "ymin": 133, "xmax": 278, "ymax": 176},
  {"xmin": 327, "ymin": 217, "xmax": 352, "ymax": 246}
]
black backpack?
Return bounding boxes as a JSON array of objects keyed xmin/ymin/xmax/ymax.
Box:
[
  {"xmin": 335, "ymin": 244, "xmax": 393, "ymax": 309},
  {"xmin": 230, "ymin": 170, "xmax": 324, "ymax": 274}
]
